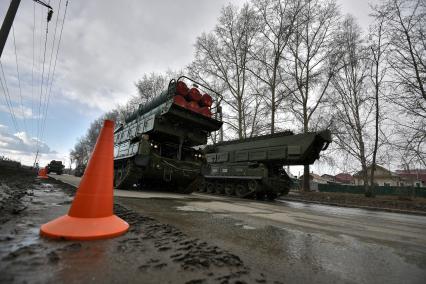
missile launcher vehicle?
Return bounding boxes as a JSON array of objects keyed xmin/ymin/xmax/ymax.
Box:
[
  {"xmin": 199, "ymin": 130, "xmax": 331, "ymax": 200},
  {"xmin": 46, "ymin": 160, "xmax": 65, "ymax": 175},
  {"xmin": 113, "ymin": 76, "xmax": 223, "ymax": 193},
  {"xmin": 74, "ymin": 164, "xmax": 86, "ymax": 177}
]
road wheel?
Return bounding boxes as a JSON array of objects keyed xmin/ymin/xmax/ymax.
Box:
[
  {"xmin": 255, "ymin": 192, "xmax": 265, "ymax": 200},
  {"xmin": 247, "ymin": 180, "xmax": 259, "ymax": 193},
  {"xmin": 198, "ymin": 180, "xmax": 206, "ymax": 192},
  {"xmin": 215, "ymin": 182, "xmax": 225, "ymax": 194},
  {"xmin": 266, "ymin": 192, "xmax": 278, "ymax": 201},
  {"xmin": 224, "ymin": 184, "xmax": 234, "ymax": 196},
  {"xmin": 206, "ymin": 182, "xmax": 215, "ymax": 194},
  {"xmin": 235, "ymin": 183, "xmax": 249, "ymax": 198}
]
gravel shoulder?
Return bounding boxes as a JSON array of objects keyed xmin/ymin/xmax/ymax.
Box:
[{"xmin": 0, "ymin": 165, "xmax": 268, "ymax": 284}]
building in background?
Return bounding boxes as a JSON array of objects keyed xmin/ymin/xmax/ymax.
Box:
[
  {"xmin": 395, "ymin": 169, "xmax": 426, "ymax": 188},
  {"xmin": 353, "ymin": 165, "xmax": 402, "ymax": 187},
  {"xmin": 321, "ymin": 174, "xmax": 336, "ymax": 183},
  {"xmin": 334, "ymin": 173, "xmax": 354, "ymax": 185},
  {"xmin": 298, "ymin": 167, "xmax": 426, "ymax": 191},
  {"xmin": 299, "ymin": 173, "xmax": 330, "ymax": 191}
]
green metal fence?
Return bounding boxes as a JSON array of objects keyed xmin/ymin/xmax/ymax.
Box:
[{"xmin": 317, "ymin": 183, "xmax": 426, "ymax": 198}]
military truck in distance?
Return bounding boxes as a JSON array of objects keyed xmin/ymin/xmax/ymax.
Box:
[
  {"xmin": 200, "ymin": 130, "xmax": 331, "ymax": 200},
  {"xmin": 46, "ymin": 160, "xmax": 65, "ymax": 175},
  {"xmin": 74, "ymin": 164, "xmax": 86, "ymax": 177},
  {"xmin": 113, "ymin": 76, "xmax": 223, "ymax": 193}
]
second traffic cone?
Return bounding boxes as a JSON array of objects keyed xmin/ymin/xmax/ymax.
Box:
[
  {"xmin": 37, "ymin": 168, "xmax": 49, "ymax": 179},
  {"xmin": 40, "ymin": 120, "xmax": 129, "ymax": 240}
]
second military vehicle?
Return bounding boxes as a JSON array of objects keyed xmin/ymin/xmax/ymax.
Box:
[
  {"xmin": 113, "ymin": 76, "xmax": 223, "ymax": 193},
  {"xmin": 46, "ymin": 160, "xmax": 65, "ymax": 175},
  {"xmin": 74, "ymin": 164, "xmax": 86, "ymax": 177},
  {"xmin": 199, "ymin": 130, "xmax": 331, "ymax": 200}
]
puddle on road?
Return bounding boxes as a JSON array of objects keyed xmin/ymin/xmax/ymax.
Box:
[
  {"xmin": 277, "ymin": 199, "xmax": 426, "ymax": 225},
  {"xmin": 175, "ymin": 205, "xmax": 208, "ymax": 212},
  {"xmin": 234, "ymin": 222, "xmax": 256, "ymax": 230},
  {"xmin": 242, "ymin": 225, "xmax": 256, "ymax": 230},
  {"xmin": 6, "ymin": 227, "xmax": 40, "ymax": 253}
]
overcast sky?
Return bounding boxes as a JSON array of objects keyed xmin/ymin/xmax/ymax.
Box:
[{"xmin": 0, "ymin": 0, "xmax": 376, "ymax": 172}]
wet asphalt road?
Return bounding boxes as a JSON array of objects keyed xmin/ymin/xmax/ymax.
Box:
[{"xmin": 50, "ymin": 174, "xmax": 426, "ymax": 284}]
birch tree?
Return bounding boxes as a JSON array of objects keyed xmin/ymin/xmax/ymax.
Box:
[
  {"xmin": 286, "ymin": 0, "xmax": 340, "ymax": 191},
  {"xmin": 368, "ymin": 7, "xmax": 389, "ymax": 195},
  {"xmin": 380, "ymin": 0, "xmax": 426, "ymax": 167},
  {"xmin": 331, "ymin": 16, "xmax": 376, "ymax": 196},
  {"xmin": 249, "ymin": 0, "xmax": 302, "ymax": 133},
  {"xmin": 191, "ymin": 4, "xmax": 259, "ymax": 139}
]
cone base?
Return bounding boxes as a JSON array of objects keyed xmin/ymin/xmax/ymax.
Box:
[
  {"xmin": 37, "ymin": 176, "xmax": 49, "ymax": 179},
  {"xmin": 40, "ymin": 214, "xmax": 129, "ymax": 240}
]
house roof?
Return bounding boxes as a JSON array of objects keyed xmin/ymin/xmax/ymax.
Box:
[
  {"xmin": 321, "ymin": 174, "xmax": 334, "ymax": 178},
  {"xmin": 396, "ymin": 169, "xmax": 426, "ymax": 183},
  {"xmin": 300, "ymin": 173, "xmax": 329, "ymax": 182},
  {"xmin": 353, "ymin": 165, "xmax": 399, "ymax": 178},
  {"xmin": 335, "ymin": 173, "xmax": 353, "ymax": 182}
]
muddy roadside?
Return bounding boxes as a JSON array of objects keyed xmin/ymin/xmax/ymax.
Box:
[
  {"xmin": 0, "ymin": 164, "xmax": 74, "ymax": 225},
  {"xmin": 281, "ymin": 191, "xmax": 426, "ymax": 215},
  {"xmin": 0, "ymin": 165, "xmax": 270, "ymax": 284}
]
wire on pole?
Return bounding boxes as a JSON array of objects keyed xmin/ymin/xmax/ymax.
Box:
[{"xmin": 12, "ymin": 25, "xmax": 27, "ymax": 133}]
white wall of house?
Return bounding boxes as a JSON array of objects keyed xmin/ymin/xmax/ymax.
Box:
[
  {"xmin": 354, "ymin": 166, "xmax": 402, "ymax": 187},
  {"xmin": 354, "ymin": 177, "xmax": 400, "ymax": 187}
]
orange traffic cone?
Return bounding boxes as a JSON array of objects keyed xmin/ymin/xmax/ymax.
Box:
[
  {"xmin": 40, "ymin": 120, "xmax": 129, "ymax": 240},
  {"xmin": 37, "ymin": 168, "xmax": 49, "ymax": 179}
]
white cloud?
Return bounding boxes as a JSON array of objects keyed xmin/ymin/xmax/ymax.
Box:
[
  {"xmin": 0, "ymin": 104, "xmax": 40, "ymax": 119},
  {"xmin": 0, "ymin": 124, "xmax": 51, "ymax": 154},
  {"xmin": 0, "ymin": 124, "xmax": 63, "ymax": 166},
  {"xmin": 1, "ymin": 0, "xmax": 241, "ymax": 114},
  {"xmin": 0, "ymin": 0, "xmax": 243, "ymax": 165}
]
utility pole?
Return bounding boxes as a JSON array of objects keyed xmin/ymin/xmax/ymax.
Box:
[
  {"xmin": 0, "ymin": 0, "xmax": 53, "ymax": 59},
  {"xmin": 0, "ymin": 0, "xmax": 21, "ymax": 59}
]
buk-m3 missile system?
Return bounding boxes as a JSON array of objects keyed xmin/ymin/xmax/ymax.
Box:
[
  {"xmin": 46, "ymin": 160, "xmax": 65, "ymax": 175},
  {"xmin": 114, "ymin": 76, "xmax": 332, "ymax": 198},
  {"xmin": 113, "ymin": 76, "xmax": 223, "ymax": 193}
]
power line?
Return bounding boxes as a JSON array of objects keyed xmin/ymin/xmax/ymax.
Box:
[
  {"xmin": 45, "ymin": 0, "xmax": 62, "ymax": 90},
  {"xmin": 40, "ymin": 0, "xmax": 63, "ymax": 142},
  {"xmin": 11, "ymin": 25, "xmax": 27, "ymax": 133},
  {"xmin": 35, "ymin": 3, "xmax": 45, "ymax": 145},
  {"xmin": 40, "ymin": 0, "xmax": 68, "ymax": 143},
  {"xmin": 34, "ymin": 0, "xmax": 60, "ymax": 166},
  {"xmin": 0, "ymin": 61, "xmax": 19, "ymax": 132},
  {"xmin": 34, "ymin": 8, "xmax": 51, "ymax": 165},
  {"xmin": 31, "ymin": 1, "xmax": 36, "ymax": 138}
]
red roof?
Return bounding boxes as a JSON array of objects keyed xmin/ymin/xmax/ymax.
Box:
[
  {"xmin": 335, "ymin": 173, "xmax": 353, "ymax": 183},
  {"xmin": 396, "ymin": 170, "xmax": 426, "ymax": 183}
]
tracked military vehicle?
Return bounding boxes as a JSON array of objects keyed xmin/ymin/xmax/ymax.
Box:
[
  {"xmin": 199, "ymin": 130, "xmax": 331, "ymax": 200},
  {"xmin": 46, "ymin": 160, "xmax": 65, "ymax": 175},
  {"xmin": 74, "ymin": 164, "xmax": 86, "ymax": 177},
  {"xmin": 113, "ymin": 76, "xmax": 223, "ymax": 193}
]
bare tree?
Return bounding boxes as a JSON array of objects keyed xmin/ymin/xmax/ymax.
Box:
[
  {"xmin": 70, "ymin": 137, "xmax": 88, "ymax": 168},
  {"xmin": 286, "ymin": 0, "xmax": 340, "ymax": 191},
  {"xmin": 331, "ymin": 16, "xmax": 374, "ymax": 196},
  {"xmin": 386, "ymin": 0, "xmax": 425, "ymax": 101},
  {"xmin": 135, "ymin": 73, "xmax": 169, "ymax": 105},
  {"xmin": 368, "ymin": 7, "xmax": 390, "ymax": 196},
  {"xmin": 70, "ymin": 110, "xmax": 120, "ymax": 167},
  {"xmin": 249, "ymin": 0, "xmax": 302, "ymax": 134},
  {"xmin": 190, "ymin": 4, "xmax": 260, "ymax": 139},
  {"xmin": 378, "ymin": 0, "xmax": 426, "ymax": 167}
]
